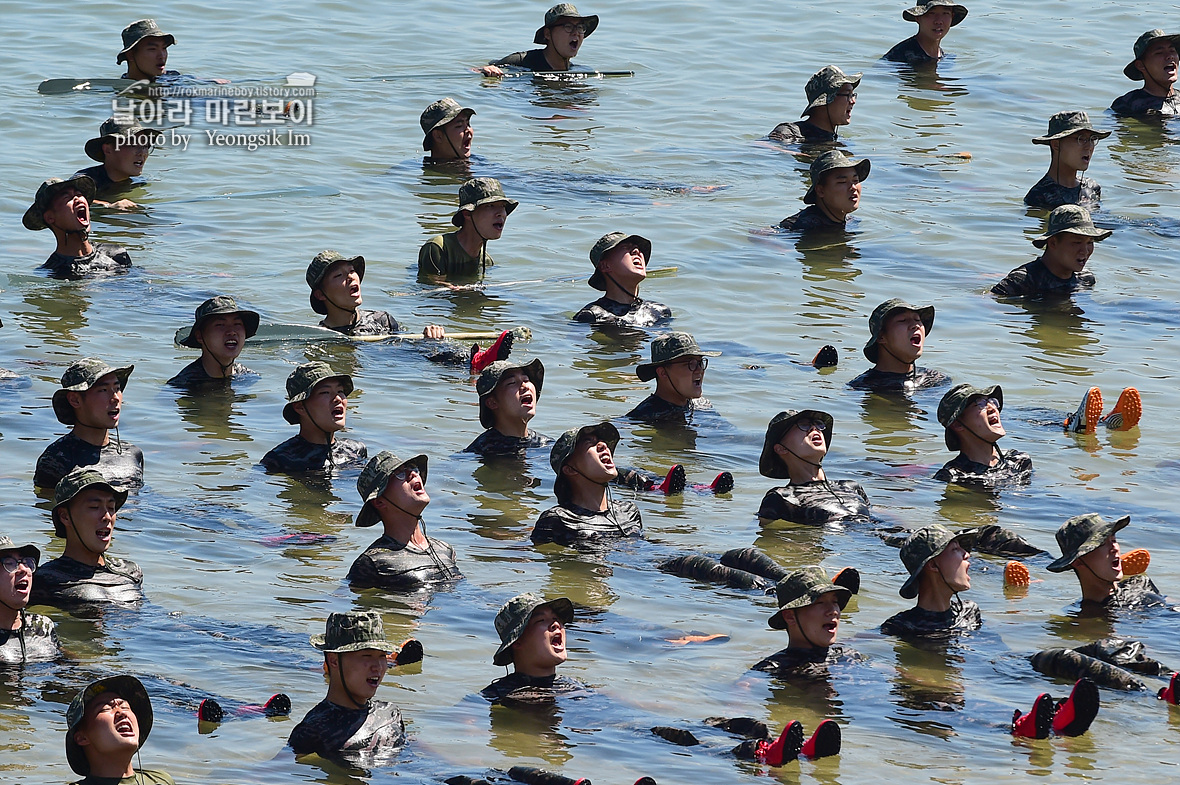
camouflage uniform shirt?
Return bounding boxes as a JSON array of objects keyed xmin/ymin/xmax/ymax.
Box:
[
  {"xmin": 319, "ymin": 309, "xmax": 398, "ymax": 337},
  {"xmin": 73, "ymin": 164, "xmax": 123, "ymax": 194},
  {"xmin": 42, "ymin": 243, "xmax": 131, "ymax": 280},
  {"xmin": 847, "ymin": 366, "xmax": 950, "ymax": 393},
  {"xmin": 34, "ymin": 433, "xmax": 144, "ymax": 490},
  {"xmin": 464, "ymin": 428, "xmax": 552, "ymax": 457},
  {"xmin": 625, "ymin": 394, "xmax": 713, "ymax": 425},
  {"xmin": 768, "ymin": 120, "xmax": 838, "ymax": 145},
  {"xmin": 491, "ymin": 49, "xmax": 553, "ymax": 71},
  {"xmin": 0, "ymin": 611, "xmax": 60, "ymax": 664},
  {"xmin": 418, "ymin": 232, "xmax": 492, "ymax": 280},
  {"xmin": 72, "ymin": 770, "xmax": 174, "ymax": 785},
  {"xmin": 757, "ymin": 480, "xmax": 871, "ymax": 525},
  {"xmin": 881, "ymin": 598, "xmax": 982, "ymax": 638},
  {"xmin": 31, "ymin": 554, "xmax": 144, "ymax": 607},
  {"xmin": 532, "ymin": 499, "xmax": 643, "ymax": 546},
  {"xmin": 260, "ymin": 435, "xmax": 368, "ymax": 474},
  {"xmin": 574, "ymin": 297, "xmax": 672, "ymax": 329},
  {"xmin": 883, "ymin": 35, "xmax": 939, "ymax": 64},
  {"xmin": 991, "ymin": 257, "xmax": 1095, "ymax": 298},
  {"xmin": 288, "ymin": 698, "xmax": 405, "ymax": 765},
  {"xmin": 347, "ymin": 534, "xmax": 462, "ymax": 590},
  {"xmin": 480, "ymin": 672, "xmax": 589, "ymax": 704},
  {"xmin": 166, "ymin": 359, "xmax": 255, "ymax": 389},
  {"xmin": 752, "ymin": 644, "xmax": 865, "ymax": 678},
  {"xmin": 779, "ymin": 205, "xmax": 845, "ymax": 233},
  {"xmin": 934, "ymin": 448, "xmax": 1033, "ymax": 487},
  {"xmin": 1082, "ymin": 574, "xmax": 1168, "ymax": 612},
  {"xmin": 1111, "ymin": 88, "xmax": 1180, "ymax": 117},
  {"xmin": 1023, "ymin": 174, "xmax": 1101, "ymax": 210}
]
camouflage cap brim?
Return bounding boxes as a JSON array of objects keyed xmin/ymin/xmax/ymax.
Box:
[
  {"xmin": 1124, "ymin": 31, "xmax": 1180, "ymax": 80},
  {"xmin": 356, "ymin": 453, "xmax": 430, "ymax": 527},
  {"xmin": 307, "ymin": 252, "xmax": 366, "ymax": 315},
  {"xmin": 451, "ymin": 197, "xmax": 520, "ymax": 227},
  {"xmin": 283, "ymin": 363, "xmax": 355, "ymax": 425},
  {"xmin": 493, "ymin": 595, "xmax": 574, "ymax": 665},
  {"xmin": 1031, "ymin": 111, "xmax": 1111, "ymax": 145},
  {"xmin": 803, "ymin": 157, "xmax": 871, "ymax": 205},
  {"xmin": 23, "ymin": 175, "xmax": 97, "ymax": 231},
  {"xmin": 636, "ymin": 333, "xmax": 721, "ymax": 382},
  {"xmin": 1031, "ymin": 205, "xmax": 1112, "ymax": 248},
  {"xmin": 66, "ymin": 675, "xmax": 153, "ymax": 776},
  {"xmin": 0, "ymin": 536, "xmax": 40, "ymax": 564},
  {"xmin": 902, "ymin": 0, "xmax": 968, "ymax": 26},
  {"xmin": 759, "ymin": 409, "xmax": 834, "ymax": 479},
  {"xmin": 52, "ymin": 469, "xmax": 129, "ymax": 538},
  {"xmin": 1046, "ymin": 514, "xmax": 1130, "ymax": 572},
  {"xmin": 85, "ymin": 126, "xmax": 167, "ymax": 163},
  {"xmin": 177, "ymin": 299, "xmax": 261, "ymax": 349},
  {"xmin": 52, "ymin": 362, "xmax": 134, "ymax": 425}
]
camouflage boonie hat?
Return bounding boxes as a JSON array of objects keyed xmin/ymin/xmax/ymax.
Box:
[
  {"xmin": 52, "ymin": 468, "xmax": 128, "ymax": 539},
  {"xmin": 1125, "ymin": 29, "xmax": 1180, "ymax": 80},
  {"xmin": 117, "ymin": 19, "xmax": 175, "ymax": 64},
  {"xmin": 23, "ymin": 175, "xmax": 96, "ymax": 231},
  {"xmin": 356, "ymin": 451, "xmax": 429, "ymax": 528},
  {"xmin": 902, "ymin": 0, "xmax": 968, "ymax": 26},
  {"xmin": 1046, "ymin": 513, "xmax": 1130, "ymax": 573},
  {"xmin": 863, "ymin": 298, "xmax": 934, "ymax": 363},
  {"xmin": 476, "ymin": 358, "xmax": 545, "ymax": 428},
  {"xmin": 802, "ymin": 65, "xmax": 862, "ymax": 117},
  {"xmin": 804, "ymin": 150, "xmax": 871, "ymax": 205},
  {"xmin": 176, "ymin": 295, "xmax": 260, "ymax": 349},
  {"xmin": 768, "ymin": 566, "xmax": 855, "ymax": 629},
  {"xmin": 51, "ymin": 358, "xmax": 134, "ymax": 425},
  {"xmin": 534, "ymin": 3, "xmax": 600, "ymax": 45},
  {"xmin": 85, "ymin": 117, "xmax": 167, "ymax": 162},
  {"xmin": 420, "ymin": 98, "xmax": 476, "ymax": 151},
  {"xmin": 937, "ymin": 383, "xmax": 1002, "ymax": 451},
  {"xmin": 0, "ymin": 535, "xmax": 40, "ymax": 565},
  {"xmin": 306, "ymin": 250, "xmax": 366, "ymax": 315},
  {"xmin": 759, "ymin": 409, "xmax": 834, "ymax": 479},
  {"xmin": 636, "ymin": 332, "xmax": 720, "ymax": 382},
  {"xmin": 588, "ymin": 232, "xmax": 651, "ymax": 291},
  {"xmin": 1032, "ymin": 111, "xmax": 1111, "ymax": 145},
  {"xmin": 550, "ymin": 422, "xmax": 619, "ymax": 505},
  {"xmin": 452, "ymin": 178, "xmax": 519, "ymax": 227},
  {"xmin": 311, "ymin": 611, "xmax": 397, "ymax": 653},
  {"xmin": 282, "ymin": 361, "xmax": 354, "ymax": 425},
  {"xmin": 493, "ymin": 592, "xmax": 574, "ymax": 665},
  {"xmin": 66, "ymin": 675, "xmax": 153, "ymax": 776},
  {"xmin": 1031, "ymin": 205, "xmax": 1112, "ymax": 248},
  {"xmin": 898, "ymin": 524, "xmax": 978, "ymax": 599}
]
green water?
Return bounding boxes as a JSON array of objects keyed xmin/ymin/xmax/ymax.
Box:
[{"xmin": 3, "ymin": 1, "xmax": 1180, "ymax": 783}]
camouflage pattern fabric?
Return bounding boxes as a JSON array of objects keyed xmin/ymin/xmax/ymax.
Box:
[
  {"xmin": 779, "ymin": 205, "xmax": 845, "ymax": 233},
  {"xmin": 480, "ymin": 672, "xmax": 589, "ymax": 704},
  {"xmin": 880, "ymin": 598, "xmax": 982, "ymax": 638},
  {"xmin": 991, "ymin": 257, "xmax": 1096, "ymax": 298},
  {"xmin": 166, "ymin": 359, "xmax": 255, "ymax": 389},
  {"xmin": 72, "ymin": 770, "xmax": 174, "ymax": 785},
  {"xmin": 42, "ymin": 244, "xmax": 132, "ymax": 280},
  {"xmin": 31, "ymin": 554, "xmax": 144, "ymax": 608},
  {"xmin": 1083, "ymin": 574, "xmax": 1168, "ymax": 612},
  {"xmin": 346, "ymin": 534, "xmax": 462, "ymax": 590},
  {"xmin": 417, "ymin": 232, "xmax": 492, "ymax": 280},
  {"xmin": 756, "ymin": 480, "xmax": 870, "ymax": 525},
  {"xmin": 1111, "ymin": 88, "xmax": 1180, "ymax": 117},
  {"xmin": 0, "ymin": 611, "xmax": 61, "ymax": 664},
  {"xmin": 847, "ymin": 366, "xmax": 950, "ymax": 393},
  {"xmin": 319, "ymin": 309, "xmax": 398, "ymax": 337},
  {"xmin": 752, "ymin": 644, "xmax": 865, "ymax": 678},
  {"xmin": 934, "ymin": 448, "xmax": 1033, "ymax": 487},
  {"xmin": 969, "ymin": 524, "xmax": 1045, "ymax": 557},
  {"xmin": 1023, "ymin": 174, "xmax": 1102, "ymax": 210},
  {"xmin": 532, "ymin": 498, "xmax": 642, "ymax": 546},
  {"xmin": 464, "ymin": 428, "xmax": 551, "ymax": 457},
  {"xmin": 1075, "ymin": 637, "xmax": 1172, "ymax": 676},
  {"xmin": 260, "ymin": 435, "xmax": 368, "ymax": 474},
  {"xmin": 288, "ymin": 698, "xmax": 405, "ymax": 766},
  {"xmin": 769, "ymin": 120, "xmax": 838, "ymax": 144},
  {"xmin": 1030, "ymin": 648, "xmax": 1146, "ymax": 691},
  {"xmin": 34, "ymin": 433, "xmax": 144, "ymax": 490},
  {"xmin": 883, "ymin": 35, "xmax": 938, "ymax": 64},
  {"xmin": 625, "ymin": 394, "xmax": 714, "ymax": 425},
  {"xmin": 573, "ymin": 297, "xmax": 672, "ymax": 329},
  {"xmin": 491, "ymin": 49, "xmax": 552, "ymax": 71}
]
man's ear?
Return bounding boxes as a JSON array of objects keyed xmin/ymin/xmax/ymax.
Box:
[
  {"xmin": 780, "ymin": 609, "xmax": 797, "ymax": 630},
  {"xmin": 193, "ymin": 327, "xmax": 207, "ymax": 350},
  {"xmin": 74, "ymin": 728, "xmax": 91, "ymax": 748},
  {"xmin": 312, "ymin": 289, "xmax": 327, "ymax": 305},
  {"xmin": 66, "ymin": 391, "xmax": 84, "ymax": 410},
  {"xmin": 950, "ymin": 420, "xmax": 966, "ymax": 433},
  {"xmin": 773, "ymin": 443, "xmax": 789, "ymax": 457},
  {"xmin": 485, "ymin": 395, "xmax": 500, "ymax": 412}
]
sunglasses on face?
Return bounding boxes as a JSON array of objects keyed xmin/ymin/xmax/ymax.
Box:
[
  {"xmin": 1, "ymin": 556, "xmax": 36, "ymax": 574},
  {"xmin": 554, "ymin": 22, "xmax": 588, "ymax": 34},
  {"xmin": 968, "ymin": 397, "xmax": 1000, "ymax": 411},
  {"xmin": 670, "ymin": 358, "xmax": 708, "ymax": 372},
  {"xmin": 795, "ymin": 419, "xmax": 826, "ymax": 434},
  {"xmin": 391, "ymin": 465, "xmax": 421, "ymax": 482}
]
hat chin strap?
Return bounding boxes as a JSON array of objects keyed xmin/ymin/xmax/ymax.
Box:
[
  {"xmin": 335, "ymin": 652, "xmax": 367, "ymax": 710},
  {"xmin": 785, "ymin": 445, "xmax": 824, "ymax": 470},
  {"xmin": 876, "ymin": 340, "xmax": 916, "ymax": 373},
  {"xmin": 602, "ymin": 268, "xmax": 640, "ymax": 305}
]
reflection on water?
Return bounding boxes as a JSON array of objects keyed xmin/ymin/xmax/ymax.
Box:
[
  {"xmin": 891, "ymin": 62, "xmax": 970, "ymax": 115},
  {"xmin": 488, "ymin": 699, "xmax": 573, "ymax": 765},
  {"xmin": 17, "ymin": 283, "xmax": 91, "ymax": 346},
  {"xmin": 1004, "ymin": 297, "xmax": 1101, "ymax": 371}
]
